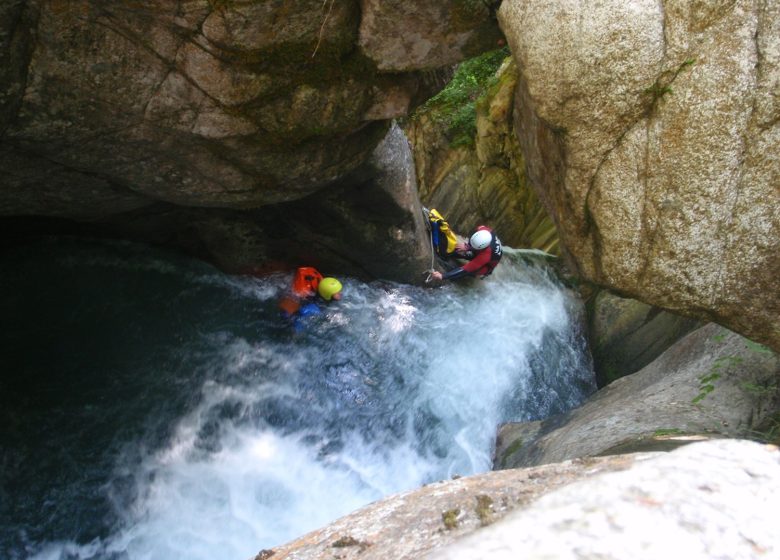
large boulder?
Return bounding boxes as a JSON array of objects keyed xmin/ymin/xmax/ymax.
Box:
[
  {"xmin": 0, "ymin": 0, "xmax": 502, "ymax": 213},
  {"xmin": 267, "ymin": 122, "xmax": 433, "ymax": 281},
  {"xmin": 66, "ymin": 123, "xmax": 432, "ymax": 282},
  {"xmin": 431, "ymin": 440, "xmax": 780, "ymax": 560},
  {"xmin": 0, "ymin": 1, "xmax": 501, "ymax": 278},
  {"xmin": 358, "ymin": 0, "xmax": 503, "ymax": 71},
  {"xmin": 495, "ymin": 323, "xmax": 780, "ymax": 469},
  {"xmin": 255, "ymin": 440, "xmax": 780, "ymax": 559},
  {"xmin": 0, "ymin": 1, "xmax": 388, "ymax": 213},
  {"xmin": 255, "ymin": 451, "xmax": 663, "ymax": 560},
  {"xmin": 498, "ymin": 0, "xmax": 780, "ymax": 351}
]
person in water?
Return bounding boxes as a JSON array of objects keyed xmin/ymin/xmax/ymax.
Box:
[
  {"xmin": 278, "ymin": 267, "xmax": 342, "ymax": 324},
  {"xmin": 429, "ymin": 225, "xmax": 502, "ymax": 282}
]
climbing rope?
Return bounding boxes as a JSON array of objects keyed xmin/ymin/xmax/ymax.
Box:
[
  {"xmin": 423, "ymin": 207, "xmax": 437, "ymax": 284},
  {"xmin": 425, "ymin": 233, "xmax": 436, "ymax": 284}
]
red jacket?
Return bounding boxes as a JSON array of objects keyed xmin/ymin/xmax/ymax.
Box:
[{"xmin": 443, "ymin": 226, "xmax": 502, "ymax": 280}]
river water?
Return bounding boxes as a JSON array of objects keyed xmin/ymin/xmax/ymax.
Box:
[{"xmin": 0, "ymin": 237, "xmax": 595, "ymax": 560}]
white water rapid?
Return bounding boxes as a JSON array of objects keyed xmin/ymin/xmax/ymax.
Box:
[{"xmin": 1, "ymin": 239, "xmax": 595, "ymax": 560}]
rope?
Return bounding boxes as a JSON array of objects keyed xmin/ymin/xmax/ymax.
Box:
[{"xmin": 425, "ymin": 215, "xmax": 437, "ymax": 284}]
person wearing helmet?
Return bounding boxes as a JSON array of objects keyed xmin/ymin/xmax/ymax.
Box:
[
  {"xmin": 429, "ymin": 225, "xmax": 502, "ymax": 282},
  {"xmin": 279, "ymin": 267, "xmax": 343, "ymax": 325},
  {"xmin": 317, "ymin": 277, "xmax": 343, "ymax": 301},
  {"xmin": 291, "ymin": 266, "xmax": 323, "ymax": 298}
]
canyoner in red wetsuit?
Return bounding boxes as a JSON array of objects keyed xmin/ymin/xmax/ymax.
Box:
[
  {"xmin": 278, "ymin": 267, "xmax": 343, "ymax": 330},
  {"xmin": 429, "ymin": 226, "xmax": 502, "ymax": 282}
]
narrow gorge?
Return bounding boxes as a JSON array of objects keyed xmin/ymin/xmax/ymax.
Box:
[{"xmin": 1, "ymin": 1, "xmax": 778, "ymax": 559}]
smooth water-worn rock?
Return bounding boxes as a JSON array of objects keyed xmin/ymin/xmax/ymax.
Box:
[
  {"xmin": 255, "ymin": 452, "xmax": 663, "ymax": 560},
  {"xmin": 588, "ymin": 289, "xmax": 701, "ymax": 387},
  {"xmin": 256, "ymin": 440, "xmax": 780, "ymax": 560},
  {"xmin": 431, "ymin": 440, "xmax": 780, "ymax": 560},
  {"xmin": 495, "ymin": 324, "xmax": 780, "ymax": 469},
  {"xmin": 498, "ymin": 0, "xmax": 780, "ymax": 351}
]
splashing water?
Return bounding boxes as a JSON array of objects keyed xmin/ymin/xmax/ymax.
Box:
[{"xmin": 0, "ymin": 238, "xmax": 595, "ymax": 560}]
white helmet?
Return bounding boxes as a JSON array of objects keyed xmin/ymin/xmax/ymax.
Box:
[{"xmin": 469, "ymin": 229, "xmax": 492, "ymax": 250}]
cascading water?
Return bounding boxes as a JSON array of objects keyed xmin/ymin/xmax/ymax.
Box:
[{"xmin": 0, "ymin": 237, "xmax": 596, "ymax": 560}]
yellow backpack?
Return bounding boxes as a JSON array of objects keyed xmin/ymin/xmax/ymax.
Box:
[{"xmin": 428, "ymin": 208, "xmax": 459, "ymax": 257}]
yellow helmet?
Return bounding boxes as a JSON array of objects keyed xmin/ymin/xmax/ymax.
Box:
[{"xmin": 318, "ymin": 277, "xmax": 342, "ymax": 301}]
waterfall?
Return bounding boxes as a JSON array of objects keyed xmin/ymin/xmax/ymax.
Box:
[{"xmin": 0, "ymin": 238, "xmax": 595, "ymax": 560}]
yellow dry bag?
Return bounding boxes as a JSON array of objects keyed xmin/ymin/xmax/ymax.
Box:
[{"xmin": 428, "ymin": 208, "xmax": 459, "ymax": 257}]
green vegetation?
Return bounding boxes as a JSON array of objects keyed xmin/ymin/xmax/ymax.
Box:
[
  {"xmin": 499, "ymin": 437, "xmax": 523, "ymax": 467},
  {"xmin": 416, "ymin": 47, "xmax": 509, "ymax": 147},
  {"xmin": 691, "ymin": 350, "xmax": 756, "ymax": 405},
  {"xmin": 745, "ymin": 340, "xmax": 773, "ymax": 355},
  {"xmin": 692, "ymin": 371, "xmax": 721, "ymax": 404},
  {"xmin": 332, "ymin": 536, "xmax": 361, "ymax": 548},
  {"xmin": 442, "ymin": 508, "xmax": 461, "ymax": 530},
  {"xmin": 653, "ymin": 428, "xmax": 684, "ymax": 437},
  {"xmin": 332, "ymin": 535, "xmax": 371, "ymax": 551},
  {"xmin": 748, "ymin": 412, "xmax": 780, "ymax": 445},
  {"xmin": 713, "ymin": 356, "xmax": 743, "ymax": 369},
  {"xmin": 644, "ymin": 58, "xmax": 696, "ymax": 109},
  {"xmin": 643, "ymin": 82, "xmax": 673, "ymax": 100},
  {"xmin": 740, "ymin": 381, "xmax": 778, "ymax": 396},
  {"xmin": 475, "ymin": 495, "xmax": 494, "ymax": 526}
]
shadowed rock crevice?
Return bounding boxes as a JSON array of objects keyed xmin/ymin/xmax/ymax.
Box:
[
  {"xmin": 586, "ymin": 289, "xmax": 701, "ymax": 387},
  {"xmin": 495, "ymin": 323, "xmax": 780, "ymax": 470},
  {"xmin": 1, "ymin": 122, "xmax": 430, "ymax": 283},
  {"xmin": 0, "ymin": 0, "xmax": 38, "ymax": 134}
]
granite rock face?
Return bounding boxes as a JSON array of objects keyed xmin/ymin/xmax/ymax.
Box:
[
  {"xmin": 256, "ymin": 440, "xmax": 780, "ymax": 560},
  {"xmin": 498, "ymin": 0, "xmax": 780, "ymax": 351},
  {"xmin": 0, "ymin": 1, "xmax": 501, "ymax": 279},
  {"xmin": 0, "ymin": 1, "xmax": 501, "ymax": 214},
  {"xmin": 256, "ymin": 452, "xmax": 663, "ymax": 560},
  {"xmin": 431, "ymin": 440, "xmax": 780, "ymax": 560},
  {"xmin": 358, "ymin": 0, "xmax": 503, "ymax": 72}
]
